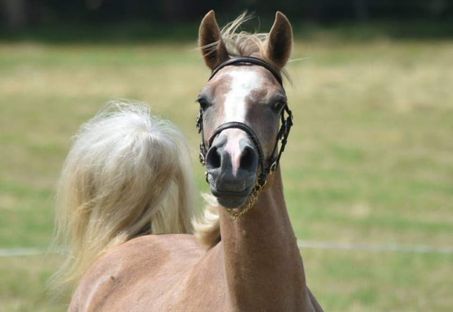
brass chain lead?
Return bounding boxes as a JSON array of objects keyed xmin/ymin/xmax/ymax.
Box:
[{"xmin": 224, "ymin": 173, "xmax": 271, "ymax": 220}]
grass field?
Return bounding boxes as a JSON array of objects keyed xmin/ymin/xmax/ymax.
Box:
[{"xmin": 1, "ymin": 29, "xmax": 453, "ymax": 311}]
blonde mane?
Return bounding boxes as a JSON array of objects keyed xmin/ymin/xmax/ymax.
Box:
[
  {"xmin": 52, "ymin": 102, "xmax": 195, "ymax": 291},
  {"xmin": 193, "ymin": 194, "xmax": 221, "ymax": 247}
]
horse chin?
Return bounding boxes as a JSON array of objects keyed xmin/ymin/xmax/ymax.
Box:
[
  {"xmin": 216, "ymin": 195, "xmax": 249, "ymax": 209},
  {"xmin": 210, "ymin": 187, "xmax": 251, "ymax": 209}
]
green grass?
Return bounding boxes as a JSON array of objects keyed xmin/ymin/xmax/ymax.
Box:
[{"xmin": 0, "ymin": 35, "xmax": 452, "ymax": 311}]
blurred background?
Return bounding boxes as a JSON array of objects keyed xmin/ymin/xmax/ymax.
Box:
[
  {"xmin": 1, "ymin": 0, "xmax": 453, "ymax": 28},
  {"xmin": 0, "ymin": 1, "xmax": 452, "ymax": 311}
]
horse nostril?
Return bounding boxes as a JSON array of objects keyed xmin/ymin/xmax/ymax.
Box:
[
  {"xmin": 206, "ymin": 146, "xmax": 221, "ymax": 169},
  {"xmin": 240, "ymin": 145, "xmax": 256, "ymax": 171}
]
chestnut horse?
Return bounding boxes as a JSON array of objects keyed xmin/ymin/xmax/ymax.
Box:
[{"xmin": 56, "ymin": 11, "xmax": 323, "ymax": 312}]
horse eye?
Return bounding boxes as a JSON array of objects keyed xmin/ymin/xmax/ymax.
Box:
[
  {"xmin": 271, "ymin": 100, "xmax": 286, "ymax": 112},
  {"xmin": 197, "ymin": 97, "xmax": 211, "ymax": 110}
]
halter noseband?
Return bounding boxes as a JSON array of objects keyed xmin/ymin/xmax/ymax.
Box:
[{"xmin": 196, "ymin": 56, "xmax": 293, "ymax": 218}]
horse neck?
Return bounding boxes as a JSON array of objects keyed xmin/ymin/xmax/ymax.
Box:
[{"xmin": 219, "ymin": 167, "xmax": 310, "ymax": 310}]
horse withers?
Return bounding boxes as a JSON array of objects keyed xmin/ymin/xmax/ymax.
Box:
[{"xmin": 55, "ymin": 11, "xmax": 323, "ymax": 312}]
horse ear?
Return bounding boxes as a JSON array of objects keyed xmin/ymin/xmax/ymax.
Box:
[
  {"xmin": 266, "ymin": 12, "xmax": 293, "ymax": 68},
  {"xmin": 198, "ymin": 10, "xmax": 229, "ymax": 70}
]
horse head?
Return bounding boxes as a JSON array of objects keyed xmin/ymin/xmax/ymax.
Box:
[{"xmin": 197, "ymin": 11, "xmax": 294, "ymax": 213}]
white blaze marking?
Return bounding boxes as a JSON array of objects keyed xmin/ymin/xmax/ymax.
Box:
[
  {"xmin": 222, "ymin": 69, "xmax": 263, "ymax": 176},
  {"xmin": 224, "ymin": 70, "xmax": 263, "ymax": 123}
]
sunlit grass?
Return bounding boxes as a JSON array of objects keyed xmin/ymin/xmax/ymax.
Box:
[{"xmin": 0, "ymin": 37, "xmax": 452, "ymax": 311}]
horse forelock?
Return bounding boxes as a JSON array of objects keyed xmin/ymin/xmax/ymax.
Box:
[{"xmin": 219, "ymin": 12, "xmax": 290, "ymax": 81}]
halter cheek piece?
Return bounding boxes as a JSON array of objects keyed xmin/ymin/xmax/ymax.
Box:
[{"xmin": 196, "ymin": 56, "xmax": 293, "ymax": 218}]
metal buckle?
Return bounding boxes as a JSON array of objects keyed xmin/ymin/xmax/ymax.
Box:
[
  {"xmin": 270, "ymin": 161, "xmax": 278, "ymax": 172},
  {"xmin": 199, "ymin": 149, "xmax": 205, "ymax": 165}
]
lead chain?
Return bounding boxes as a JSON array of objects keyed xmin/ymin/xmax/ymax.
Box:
[{"xmin": 224, "ymin": 173, "xmax": 270, "ymax": 220}]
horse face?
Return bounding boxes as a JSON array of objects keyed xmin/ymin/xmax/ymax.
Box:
[
  {"xmin": 198, "ymin": 10, "xmax": 293, "ymax": 209},
  {"xmin": 198, "ymin": 66, "xmax": 286, "ymax": 208}
]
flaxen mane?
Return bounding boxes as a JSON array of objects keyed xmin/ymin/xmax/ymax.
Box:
[{"xmin": 52, "ymin": 102, "xmax": 195, "ymax": 291}]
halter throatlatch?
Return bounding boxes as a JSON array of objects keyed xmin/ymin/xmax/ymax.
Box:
[{"xmin": 196, "ymin": 56, "xmax": 293, "ymax": 219}]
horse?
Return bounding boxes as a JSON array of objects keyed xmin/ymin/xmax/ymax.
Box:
[{"xmin": 54, "ymin": 11, "xmax": 323, "ymax": 312}]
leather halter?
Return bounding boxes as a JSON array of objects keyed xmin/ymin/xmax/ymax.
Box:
[
  {"xmin": 209, "ymin": 56, "xmax": 283, "ymax": 86},
  {"xmin": 196, "ymin": 56, "xmax": 293, "ymax": 216}
]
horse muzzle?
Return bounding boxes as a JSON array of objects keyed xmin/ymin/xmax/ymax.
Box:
[{"xmin": 205, "ymin": 130, "xmax": 259, "ymax": 208}]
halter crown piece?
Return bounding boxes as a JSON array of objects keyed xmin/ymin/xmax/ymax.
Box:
[{"xmin": 196, "ymin": 56, "xmax": 293, "ymax": 219}]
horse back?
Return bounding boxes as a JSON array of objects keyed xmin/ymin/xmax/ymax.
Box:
[{"xmin": 69, "ymin": 234, "xmax": 205, "ymax": 312}]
